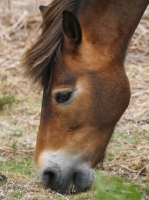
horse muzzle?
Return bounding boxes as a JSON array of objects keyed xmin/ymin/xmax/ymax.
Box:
[{"xmin": 37, "ymin": 151, "xmax": 95, "ymax": 193}]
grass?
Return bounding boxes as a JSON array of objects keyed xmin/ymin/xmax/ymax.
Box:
[
  {"xmin": 0, "ymin": 156, "xmax": 144, "ymax": 200},
  {"xmin": 0, "ymin": 92, "xmax": 16, "ymax": 110},
  {"xmin": 11, "ymin": 190, "xmax": 23, "ymax": 199},
  {"xmin": 0, "ymin": 154, "xmax": 35, "ymax": 177},
  {"xmin": 94, "ymin": 172, "xmax": 142, "ymax": 200},
  {"xmin": 0, "ymin": 1, "xmax": 148, "ymax": 199}
]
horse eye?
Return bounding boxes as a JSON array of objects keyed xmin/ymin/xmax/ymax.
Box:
[{"xmin": 55, "ymin": 91, "xmax": 73, "ymax": 103}]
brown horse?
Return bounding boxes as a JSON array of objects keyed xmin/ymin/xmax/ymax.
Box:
[{"xmin": 23, "ymin": 0, "xmax": 149, "ymax": 194}]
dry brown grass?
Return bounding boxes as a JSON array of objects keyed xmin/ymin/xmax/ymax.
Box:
[{"xmin": 0, "ymin": 1, "xmax": 149, "ymax": 199}]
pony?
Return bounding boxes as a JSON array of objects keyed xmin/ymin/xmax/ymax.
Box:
[{"xmin": 23, "ymin": 0, "xmax": 149, "ymax": 193}]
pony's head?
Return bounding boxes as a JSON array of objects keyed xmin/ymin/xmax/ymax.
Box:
[{"xmin": 23, "ymin": 0, "xmax": 132, "ymax": 193}]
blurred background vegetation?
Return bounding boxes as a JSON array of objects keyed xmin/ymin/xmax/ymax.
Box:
[{"xmin": 0, "ymin": 0, "xmax": 149, "ymax": 199}]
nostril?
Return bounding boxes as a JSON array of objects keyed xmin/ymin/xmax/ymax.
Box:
[
  {"xmin": 44, "ymin": 171, "xmax": 55, "ymax": 186},
  {"xmin": 43, "ymin": 167, "xmax": 60, "ymax": 189},
  {"xmin": 73, "ymin": 169, "xmax": 95, "ymax": 192}
]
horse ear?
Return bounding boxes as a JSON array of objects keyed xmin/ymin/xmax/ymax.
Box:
[
  {"xmin": 63, "ymin": 11, "xmax": 82, "ymax": 47},
  {"xmin": 39, "ymin": 5, "xmax": 47, "ymax": 15}
]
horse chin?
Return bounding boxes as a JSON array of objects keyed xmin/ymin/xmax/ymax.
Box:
[{"xmin": 37, "ymin": 151, "xmax": 95, "ymax": 193}]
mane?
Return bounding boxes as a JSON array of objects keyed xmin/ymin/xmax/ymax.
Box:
[{"xmin": 22, "ymin": 0, "xmax": 81, "ymax": 87}]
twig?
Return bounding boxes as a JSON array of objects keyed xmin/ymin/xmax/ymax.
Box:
[
  {"xmin": 132, "ymin": 90, "xmax": 149, "ymax": 97},
  {"xmin": 0, "ymin": 147, "xmax": 34, "ymax": 154},
  {"xmin": 7, "ymin": 0, "xmax": 11, "ymax": 10},
  {"xmin": 11, "ymin": 10, "xmax": 28, "ymax": 30},
  {"xmin": 55, "ymin": 192, "xmax": 70, "ymax": 200},
  {"xmin": 117, "ymin": 165, "xmax": 138, "ymax": 173},
  {"xmin": 0, "ymin": 10, "xmax": 28, "ymax": 40},
  {"xmin": 107, "ymin": 156, "xmax": 143, "ymax": 166},
  {"xmin": 133, "ymin": 166, "xmax": 146, "ymax": 180}
]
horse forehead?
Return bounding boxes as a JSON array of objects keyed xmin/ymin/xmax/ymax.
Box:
[
  {"xmin": 52, "ymin": 58, "xmax": 116, "ymax": 92},
  {"xmin": 61, "ymin": 40, "xmax": 114, "ymax": 74},
  {"xmin": 51, "ymin": 70, "xmax": 93, "ymax": 91},
  {"xmin": 53, "ymin": 43, "xmax": 119, "ymax": 89},
  {"xmin": 52, "ymin": 70, "xmax": 77, "ymax": 86}
]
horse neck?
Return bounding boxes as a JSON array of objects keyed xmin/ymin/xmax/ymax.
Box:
[{"xmin": 79, "ymin": 0, "xmax": 149, "ymax": 62}]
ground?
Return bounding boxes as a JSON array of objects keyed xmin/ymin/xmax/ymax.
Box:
[{"xmin": 0, "ymin": 1, "xmax": 149, "ymax": 200}]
